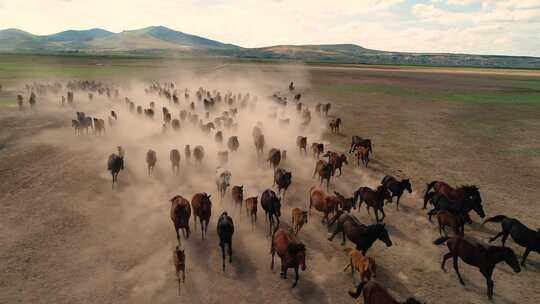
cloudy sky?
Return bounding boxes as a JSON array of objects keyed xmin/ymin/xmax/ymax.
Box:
[{"xmin": 1, "ymin": 0, "xmax": 539, "ymax": 56}]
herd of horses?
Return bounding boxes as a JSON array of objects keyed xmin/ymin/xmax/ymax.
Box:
[{"xmin": 18, "ymin": 79, "xmax": 539, "ymax": 303}]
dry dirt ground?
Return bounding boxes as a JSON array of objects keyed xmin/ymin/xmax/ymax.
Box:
[{"xmin": 1, "ymin": 58, "xmax": 539, "ymax": 304}]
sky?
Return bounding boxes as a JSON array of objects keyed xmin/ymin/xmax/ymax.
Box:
[{"xmin": 0, "ymin": 0, "xmax": 539, "ymax": 56}]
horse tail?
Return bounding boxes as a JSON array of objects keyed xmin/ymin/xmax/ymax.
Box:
[
  {"xmin": 348, "ymin": 281, "xmax": 367, "ymax": 299},
  {"xmin": 424, "ymin": 181, "xmax": 438, "ymax": 203},
  {"xmin": 433, "ymin": 236, "xmax": 450, "ymax": 245},
  {"xmin": 482, "ymin": 215, "xmax": 508, "ymax": 226}
]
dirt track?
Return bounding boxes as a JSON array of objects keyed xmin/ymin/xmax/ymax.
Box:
[{"xmin": 1, "ymin": 64, "xmax": 539, "ymax": 304}]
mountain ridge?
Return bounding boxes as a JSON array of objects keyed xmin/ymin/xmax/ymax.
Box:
[{"xmin": 1, "ymin": 26, "xmax": 539, "ymax": 68}]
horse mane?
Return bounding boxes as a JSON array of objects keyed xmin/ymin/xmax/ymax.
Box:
[
  {"xmin": 170, "ymin": 195, "xmax": 182, "ymax": 202},
  {"xmin": 460, "ymin": 184, "xmax": 478, "ymax": 194},
  {"xmin": 288, "ymin": 243, "xmax": 306, "ymax": 255}
]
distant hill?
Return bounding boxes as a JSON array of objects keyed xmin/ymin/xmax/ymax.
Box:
[{"xmin": 1, "ymin": 26, "xmax": 539, "ymax": 68}]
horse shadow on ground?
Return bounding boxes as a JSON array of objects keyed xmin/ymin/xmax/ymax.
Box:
[{"xmin": 291, "ymin": 276, "xmax": 330, "ymax": 304}]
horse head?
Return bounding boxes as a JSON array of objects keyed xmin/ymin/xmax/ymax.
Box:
[
  {"xmin": 373, "ymin": 224, "xmax": 393, "ymax": 247},
  {"xmin": 462, "ymin": 185, "xmax": 484, "ymax": 218},
  {"xmin": 287, "ymin": 243, "xmax": 307, "ymax": 271},
  {"xmin": 498, "ymin": 247, "xmax": 521, "ymax": 273},
  {"xmin": 403, "ymin": 179, "xmax": 412, "ymax": 193},
  {"xmin": 340, "ymin": 154, "xmax": 348, "ymax": 164}
]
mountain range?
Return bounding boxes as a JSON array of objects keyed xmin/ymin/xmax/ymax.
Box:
[{"xmin": 1, "ymin": 26, "xmax": 539, "ymax": 69}]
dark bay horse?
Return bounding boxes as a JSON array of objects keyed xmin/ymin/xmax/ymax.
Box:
[
  {"xmin": 271, "ymin": 227, "xmax": 307, "ymax": 288},
  {"xmin": 349, "ymin": 281, "xmax": 422, "ymax": 304},
  {"xmin": 381, "ymin": 175, "xmax": 412, "ymax": 211},
  {"xmin": 107, "ymin": 153, "xmax": 124, "ymax": 189},
  {"xmin": 328, "ymin": 212, "xmax": 392, "ymax": 254},
  {"xmin": 170, "ymin": 195, "xmax": 191, "ymax": 244},
  {"xmin": 274, "ymin": 168, "xmax": 292, "ymax": 198},
  {"xmin": 484, "ymin": 215, "xmax": 540, "ymax": 266},
  {"xmin": 191, "ymin": 193, "xmax": 212, "ymax": 239},
  {"xmin": 434, "ymin": 236, "xmax": 521, "ymax": 299},
  {"xmin": 424, "ymin": 181, "xmax": 482, "ymax": 213},
  {"xmin": 349, "ymin": 136, "xmax": 372, "ymax": 154},
  {"xmin": 313, "ymin": 160, "xmax": 333, "ymax": 190},
  {"xmin": 217, "ymin": 212, "xmax": 234, "ymax": 271},
  {"xmin": 354, "ymin": 186, "xmax": 391, "ymax": 223},
  {"xmin": 427, "ymin": 192, "xmax": 485, "ymax": 224},
  {"xmin": 261, "ymin": 189, "xmax": 281, "ymax": 235}
]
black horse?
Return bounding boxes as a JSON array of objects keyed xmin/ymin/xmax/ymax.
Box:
[
  {"xmin": 107, "ymin": 153, "xmax": 124, "ymax": 189},
  {"xmin": 217, "ymin": 212, "xmax": 234, "ymax": 271},
  {"xmin": 327, "ymin": 211, "xmax": 392, "ymax": 254},
  {"xmin": 261, "ymin": 189, "xmax": 281, "ymax": 236},
  {"xmin": 483, "ymin": 215, "xmax": 540, "ymax": 266},
  {"xmin": 381, "ymin": 175, "xmax": 412, "ymax": 211},
  {"xmin": 427, "ymin": 192, "xmax": 485, "ymax": 224}
]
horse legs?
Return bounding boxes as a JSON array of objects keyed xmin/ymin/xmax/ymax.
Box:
[
  {"xmin": 341, "ymin": 229, "xmax": 346, "ymax": 246},
  {"xmin": 379, "ymin": 208, "xmax": 386, "ymax": 222},
  {"xmin": 396, "ymin": 195, "xmax": 401, "ymax": 211},
  {"xmin": 501, "ymin": 231, "xmax": 509, "ymax": 247},
  {"xmin": 292, "ymin": 266, "xmax": 299, "ymax": 288},
  {"xmin": 452, "ymin": 255, "xmax": 465, "ymax": 285},
  {"xmin": 441, "ymin": 252, "xmax": 452, "ymax": 272},
  {"xmin": 521, "ymin": 248, "xmax": 531, "ymax": 266},
  {"xmin": 221, "ymin": 244, "xmax": 226, "ymax": 271}
]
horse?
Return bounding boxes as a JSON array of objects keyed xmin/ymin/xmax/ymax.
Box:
[
  {"xmin": 354, "ymin": 186, "xmax": 391, "ymax": 223},
  {"xmin": 296, "ymin": 136, "xmax": 307, "ymax": 155},
  {"xmin": 245, "ymin": 196, "xmax": 258, "ymax": 229},
  {"xmin": 254, "ymin": 134, "xmax": 265, "ymax": 156},
  {"xmin": 311, "ymin": 143, "xmax": 324, "ymax": 158},
  {"xmin": 325, "ymin": 151, "xmax": 348, "ymax": 176},
  {"xmin": 107, "ymin": 153, "xmax": 124, "ymax": 189},
  {"xmin": 436, "ymin": 210, "xmax": 465, "ymax": 237},
  {"xmin": 434, "ymin": 236, "xmax": 521, "ymax": 299},
  {"xmin": 328, "ymin": 212, "xmax": 393, "ymax": 254},
  {"xmin": 217, "ymin": 212, "xmax": 234, "ymax": 271},
  {"xmin": 308, "ymin": 186, "xmax": 342, "ymax": 223},
  {"xmin": 227, "ymin": 136, "xmax": 240, "ymax": 152},
  {"xmin": 483, "ymin": 215, "xmax": 540, "ymax": 266},
  {"xmin": 274, "ymin": 168, "xmax": 292, "ymax": 198},
  {"xmin": 267, "ymin": 148, "xmax": 281, "ymax": 169},
  {"xmin": 321, "ymin": 103, "xmax": 331, "ymax": 116},
  {"xmin": 170, "ymin": 149, "xmax": 181, "ymax": 175},
  {"xmin": 231, "ymin": 185, "xmax": 244, "ymax": 213},
  {"xmin": 329, "ymin": 118, "xmax": 341, "ymax": 133},
  {"xmin": 380, "ymin": 176, "xmax": 412, "ymax": 211},
  {"xmin": 215, "ymin": 131, "xmax": 223, "ymax": 145},
  {"xmin": 426, "ymin": 192, "xmax": 485, "ymax": 224},
  {"xmin": 424, "ymin": 181, "xmax": 482, "ymax": 212},
  {"xmin": 356, "ymin": 146, "xmax": 370, "ymax": 168},
  {"xmin": 349, "ymin": 136, "xmax": 372, "ymax": 154},
  {"xmin": 271, "ymin": 227, "xmax": 307, "ymax": 288},
  {"xmin": 184, "ymin": 145, "xmax": 191, "ymax": 160},
  {"xmin": 146, "ymin": 149, "xmax": 157, "ymax": 175},
  {"xmin": 171, "ymin": 119, "xmax": 181, "ymax": 131},
  {"xmin": 313, "ymin": 160, "xmax": 333, "ymax": 190},
  {"xmin": 348, "ymin": 280, "xmax": 422, "ymax": 304},
  {"xmin": 261, "ymin": 189, "xmax": 281, "ymax": 235},
  {"xmin": 343, "ymin": 248, "xmax": 376, "ymax": 284},
  {"xmin": 216, "ymin": 167, "xmax": 232, "ymax": 199},
  {"xmin": 170, "ymin": 195, "xmax": 191, "ymax": 244},
  {"xmin": 191, "ymin": 193, "xmax": 212, "ymax": 240},
  {"xmin": 173, "ymin": 246, "xmax": 186, "ymax": 285},
  {"xmin": 193, "ymin": 145, "xmax": 204, "ymax": 163},
  {"xmin": 291, "ymin": 208, "xmax": 308, "ymax": 236}
]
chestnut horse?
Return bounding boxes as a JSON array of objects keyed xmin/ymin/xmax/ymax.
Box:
[
  {"xmin": 271, "ymin": 227, "xmax": 307, "ymax": 288},
  {"xmin": 291, "ymin": 208, "xmax": 308, "ymax": 236},
  {"xmin": 434, "ymin": 236, "xmax": 521, "ymax": 300},
  {"xmin": 328, "ymin": 212, "xmax": 393, "ymax": 254},
  {"xmin": 349, "ymin": 281, "xmax": 422, "ymax": 304},
  {"xmin": 309, "ymin": 186, "xmax": 343, "ymax": 223},
  {"xmin": 191, "ymin": 193, "xmax": 212, "ymax": 239},
  {"xmin": 245, "ymin": 196, "xmax": 258, "ymax": 229},
  {"xmin": 170, "ymin": 195, "xmax": 191, "ymax": 244}
]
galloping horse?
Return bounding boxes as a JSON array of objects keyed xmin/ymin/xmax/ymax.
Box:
[
  {"xmin": 170, "ymin": 195, "xmax": 191, "ymax": 244},
  {"xmin": 217, "ymin": 212, "xmax": 234, "ymax": 271},
  {"xmin": 216, "ymin": 167, "xmax": 232, "ymax": 199},
  {"xmin": 309, "ymin": 186, "xmax": 342, "ymax": 223},
  {"xmin": 434, "ymin": 236, "xmax": 521, "ymax": 300},
  {"xmin": 261, "ymin": 189, "xmax": 281, "ymax": 235},
  {"xmin": 349, "ymin": 281, "xmax": 422, "ymax": 304},
  {"xmin": 328, "ymin": 212, "xmax": 393, "ymax": 254},
  {"xmin": 381, "ymin": 175, "xmax": 412, "ymax": 211},
  {"xmin": 354, "ymin": 186, "xmax": 391, "ymax": 223},
  {"xmin": 271, "ymin": 227, "xmax": 307, "ymax": 288},
  {"xmin": 107, "ymin": 153, "xmax": 124, "ymax": 189},
  {"xmin": 191, "ymin": 193, "xmax": 212, "ymax": 239}
]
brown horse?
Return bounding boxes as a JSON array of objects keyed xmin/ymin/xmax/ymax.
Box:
[
  {"xmin": 356, "ymin": 146, "xmax": 370, "ymax": 168},
  {"xmin": 271, "ymin": 227, "xmax": 307, "ymax": 288},
  {"xmin": 231, "ymin": 185, "xmax": 244, "ymax": 213},
  {"xmin": 313, "ymin": 160, "xmax": 333, "ymax": 190},
  {"xmin": 311, "ymin": 143, "xmax": 324, "ymax": 158},
  {"xmin": 170, "ymin": 195, "xmax": 191, "ymax": 243},
  {"xmin": 325, "ymin": 151, "xmax": 348, "ymax": 176},
  {"xmin": 274, "ymin": 168, "xmax": 292, "ymax": 198},
  {"xmin": 291, "ymin": 208, "xmax": 308, "ymax": 236},
  {"xmin": 191, "ymin": 193, "xmax": 212, "ymax": 239},
  {"xmin": 170, "ymin": 149, "xmax": 181, "ymax": 175},
  {"xmin": 349, "ymin": 280, "xmax": 422, "ymax": 304},
  {"xmin": 436, "ymin": 210, "xmax": 465, "ymax": 237},
  {"xmin": 254, "ymin": 134, "xmax": 265, "ymax": 156},
  {"xmin": 146, "ymin": 149, "xmax": 157, "ymax": 175},
  {"xmin": 245, "ymin": 196, "xmax": 258, "ymax": 229},
  {"xmin": 349, "ymin": 136, "xmax": 373, "ymax": 154},
  {"xmin": 343, "ymin": 248, "xmax": 376, "ymax": 284},
  {"xmin": 434, "ymin": 236, "xmax": 521, "ymax": 299},
  {"xmin": 193, "ymin": 145, "xmax": 204, "ymax": 163},
  {"xmin": 381, "ymin": 175, "xmax": 412, "ymax": 211},
  {"xmin": 296, "ymin": 136, "xmax": 307, "ymax": 155},
  {"xmin": 329, "ymin": 118, "xmax": 341, "ymax": 133},
  {"xmin": 267, "ymin": 148, "xmax": 281, "ymax": 169},
  {"xmin": 173, "ymin": 246, "xmax": 186, "ymax": 284},
  {"xmin": 354, "ymin": 186, "xmax": 391, "ymax": 222},
  {"xmin": 309, "ymin": 186, "xmax": 342, "ymax": 223},
  {"xmin": 424, "ymin": 181, "xmax": 482, "ymax": 211}
]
